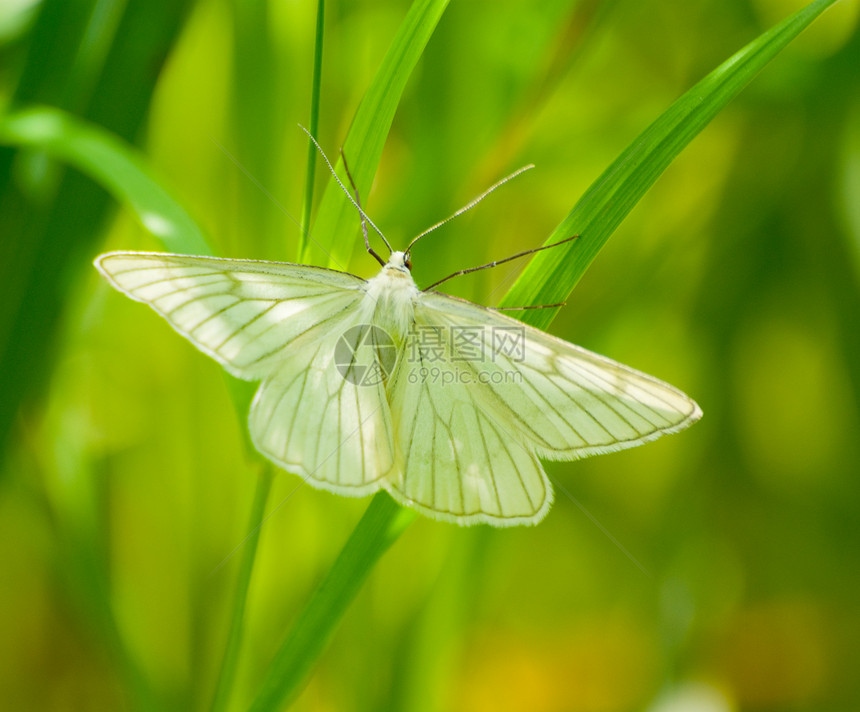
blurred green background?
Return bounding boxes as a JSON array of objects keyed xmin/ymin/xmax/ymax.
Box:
[{"xmin": 1, "ymin": 0, "xmax": 859, "ymax": 710}]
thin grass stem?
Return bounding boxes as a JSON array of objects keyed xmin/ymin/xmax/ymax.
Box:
[
  {"xmin": 298, "ymin": 0, "xmax": 325, "ymax": 261},
  {"xmin": 209, "ymin": 465, "xmax": 274, "ymax": 712},
  {"xmin": 249, "ymin": 492, "xmax": 415, "ymax": 711}
]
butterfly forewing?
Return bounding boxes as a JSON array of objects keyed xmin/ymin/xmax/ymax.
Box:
[
  {"xmin": 414, "ymin": 292, "xmax": 701, "ymax": 458},
  {"xmin": 95, "ymin": 252, "xmax": 366, "ymax": 380}
]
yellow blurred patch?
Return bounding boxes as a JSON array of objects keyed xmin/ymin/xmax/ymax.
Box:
[
  {"xmin": 732, "ymin": 301, "xmax": 853, "ymax": 491},
  {"xmin": 454, "ymin": 617, "xmax": 656, "ymax": 712}
]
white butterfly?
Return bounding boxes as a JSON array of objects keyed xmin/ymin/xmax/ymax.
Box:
[{"xmin": 95, "ymin": 239, "xmax": 701, "ymax": 527}]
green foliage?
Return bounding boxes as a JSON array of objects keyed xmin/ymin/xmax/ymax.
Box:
[
  {"xmin": 0, "ymin": 106, "xmax": 212, "ymax": 254},
  {"xmin": 250, "ymin": 493, "xmax": 415, "ymax": 711},
  {"xmin": 0, "ymin": 0, "xmax": 857, "ymax": 711},
  {"xmin": 502, "ymin": 0, "xmax": 840, "ymax": 328},
  {"xmin": 302, "ymin": 0, "xmax": 450, "ymax": 268}
]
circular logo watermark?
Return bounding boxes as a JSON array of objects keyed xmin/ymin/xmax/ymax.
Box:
[{"xmin": 334, "ymin": 324, "xmax": 397, "ymax": 386}]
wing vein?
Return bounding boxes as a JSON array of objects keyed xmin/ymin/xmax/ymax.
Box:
[{"xmin": 475, "ymin": 410, "xmax": 504, "ymax": 516}]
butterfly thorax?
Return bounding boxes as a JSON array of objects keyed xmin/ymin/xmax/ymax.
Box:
[{"xmin": 363, "ymin": 251, "xmax": 419, "ymax": 343}]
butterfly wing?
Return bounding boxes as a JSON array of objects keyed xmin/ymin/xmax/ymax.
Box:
[
  {"xmin": 384, "ymin": 311, "xmax": 553, "ymax": 527},
  {"xmin": 384, "ymin": 291, "xmax": 701, "ymax": 526},
  {"xmin": 417, "ymin": 292, "xmax": 701, "ymax": 457},
  {"xmin": 95, "ymin": 251, "xmax": 366, "ymax": 380},
  {"xmin": 248, "ymin": 316, "xmax": 397, "ymax": 495},
  {"xmin": 96, "ymin": 251, "xmax": 396, "ymax": 494}
]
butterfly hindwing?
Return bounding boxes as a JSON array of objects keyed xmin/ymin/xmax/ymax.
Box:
[
  {"xmin": 249, "ymin": 312, "xmax": 396, "ymax": 494},
  {"xmin": 385, "ymin": 309, "xmax": 553, "ymax": 526}
]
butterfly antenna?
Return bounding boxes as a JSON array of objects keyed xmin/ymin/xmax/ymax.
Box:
[
  {"xmin": 299, "ymin": 125, "xmax": 393, "ymax": 261},
  {"xmin": 340, "ymin": 149, "xmax": 386, "ymax": 267},
  {"xmin": 423, "ymin": 234, "xmax": 579, "ymax": 292},
  {"xmin": 405, "ymin": 164, "xmax": 535, "ymax": 254}
]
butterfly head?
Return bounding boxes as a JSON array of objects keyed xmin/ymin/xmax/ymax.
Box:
[{"xmin": 385, "ymin": 251, "xmax": 412, "ymax": 276}]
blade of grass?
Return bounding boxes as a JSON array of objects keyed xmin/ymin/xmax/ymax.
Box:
[
  {"xmin": 249, "ymin": 493, "xmax": 416, "ymax": 712},
  {"xmin": 301, "ymin": 0, "xmax": 450, "ymax": 268},
  {"xmin": 0, "ymin": 0, "xmax": 195, "ymax": 462},
  {"xmin": 209, "ymin": 465, "xmax": 274, "ymax": 712},
  {"xmin": 247, "ymin": 1, "xmax": 838, "ymax": 708},
  {"xmin": 229, "ymin": 0, "xmax": 278, "ymax": 248},
  {"xmin": 500, "ymin": 0, "xmax": 840, "ymax": 328},
  {"xmin": 4, "ymin": 0, "xmax": 99, "ymax": 109},
  {"xmin": 298, "ymin": 0, "xmax": 325, "ymax": 260},
  {"xmin": 0, "ymin": 106, "xmax": 213, "ymax": 255}
]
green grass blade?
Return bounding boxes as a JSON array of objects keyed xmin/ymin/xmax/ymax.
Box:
[
  {"xmin": 249, "ymin": 492, "xmax": 416, "ymax": 712},
  {"xmin": 0, "ymin": 0, "xmax": 195, "ymax": 460},
  {"xmin": 6, "ymin": 0, "xmax": 100, "ymax": 108},
  {"xmin": 500, "ymin": 0, "xmax": 840, "ymax": 329},
  {"xmin": 209, "ymin": 466, "xmax": 274, "ymax": 712},
  {"xmin": 0, "ymin": 105, "xmax": 213, "ymax": 255},
  {"xmin": 228, "ymin": 0, "xmax": 279, "ymax": 249},
  {"xmin": 298, "ymin": 0, "xmax": 326, "ymax": 261},
  {"xmin": 301, "ymin": 0, "xmax": 450, "ymax": 268}
]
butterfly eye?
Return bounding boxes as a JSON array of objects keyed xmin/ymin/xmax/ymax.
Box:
[{"xmin": 404, "ymin": 255, "xmax": 412, "ymax": 271}]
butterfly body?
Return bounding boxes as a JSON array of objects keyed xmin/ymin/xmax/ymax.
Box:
[
  {"xmin": 95, "ymin": 250, "xmax": 700, "ymax": 526},
  {"xmin": 364, "ymin": 251, "xmax": 419, "ymax": 341}
]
